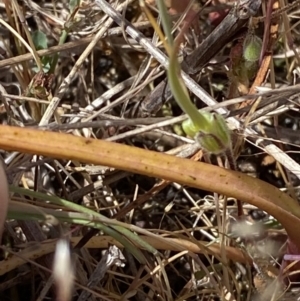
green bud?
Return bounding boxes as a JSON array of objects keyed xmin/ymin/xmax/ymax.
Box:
[
  {"xmin": 182, "ymin": 113, "xmax": 232, "ymax": 154},
  {"xmin": 243, "ymin": 34, "xmax": 262, "ymax": 63},
  {"xmin": 182, "ymin": 118, "xmax": 199, "ymax": 138}
]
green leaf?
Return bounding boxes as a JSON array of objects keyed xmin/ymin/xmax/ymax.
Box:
[{"xmin": 32, "ymin": 30, "xmax": 48, "ymax": 50}]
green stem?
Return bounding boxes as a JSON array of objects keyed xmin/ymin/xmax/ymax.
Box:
[
  {"xmin": 49, "ymin": 29, "xmax": 69, "ymax": 74},
  {"xmin": 156, "ymin": 0, "xmax": 174, "ymax": 47}
]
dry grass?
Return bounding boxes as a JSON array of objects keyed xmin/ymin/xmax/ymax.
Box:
[{"xmin": 1, "ymin": 0, "xmax": 300, "ymax": 300}]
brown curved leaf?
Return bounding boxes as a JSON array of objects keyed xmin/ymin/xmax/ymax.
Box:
[{"xmin": 1, "ymin": 125, "xmax": 300, "ymax": 249}]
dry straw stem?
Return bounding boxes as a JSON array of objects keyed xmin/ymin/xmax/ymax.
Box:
[
  {"xmin": 1, "ymin": 125, "xmax": 300, "ymax": 248},
  {"xmin": 38, "ymin": 0, "xmax": 135, "ymax": 126},
  {"xmin": 0, "ymin": 21, "xmax": 151, "ymax": 69}
]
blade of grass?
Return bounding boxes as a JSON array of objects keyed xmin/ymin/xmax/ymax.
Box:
[
  {"xmin": 9, "ymin": 186, "xmax": 157, "ymax": 254},
  {"xmin": 8, "ymin": 200, "xmax": 148, "ymax": 264}
]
